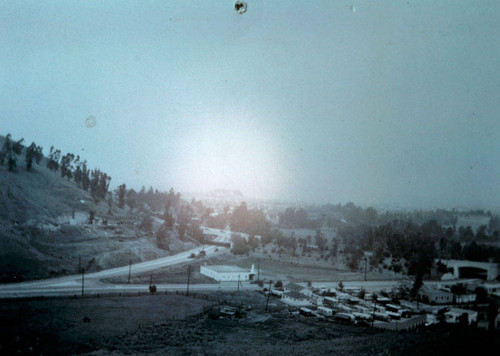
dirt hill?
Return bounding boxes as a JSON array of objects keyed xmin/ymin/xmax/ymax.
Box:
[{"xmin": 0, "ymin": 135, "xmax": 190, "ymax": 283}]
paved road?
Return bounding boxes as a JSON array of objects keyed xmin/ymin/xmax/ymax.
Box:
[{"xmin": 0, "ymin": 239, "xmax": 232, "ymax": 299}]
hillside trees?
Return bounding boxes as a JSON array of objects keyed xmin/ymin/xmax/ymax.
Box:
[
  {"xmin": 60, "ymin": 153, "xmax": 75, "ymax": 180},
  {"xmin": 0, "ymin": 134, "xmax": 12, "ymax": 166},
  {"xmin": 231, "ymin": 233, "xmax": 250, "ymax": 255},
  {"xmin": 230, "ymin": 202, "xmax": 270, "ymax": 236},
  {"xmin": 81, "ymin": 161, "xmax": 90, "ymax": 190},
  {"xmin": 279, "ymin": 207, "xmax": 317, "ymax": 229},
  {"xmin": 89, "ymin": 169, "xmax": 111, "ymax": 199},
  {"xmin": 116, "ymin": 184, "xmax": 127, "ymax": 208},
  {"xmin": 47, "ymin": 146, "xmax": 61, "ymax": 171},
  {"xmin": 0, "ymin": 134, "xmax": 22, "ymax": 171},
  {"xmin": 25, "ymin": 143, "xmax": 43, "ymax": 171}
]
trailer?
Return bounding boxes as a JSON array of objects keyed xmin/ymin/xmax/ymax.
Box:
[
  {"xmin": 317, "ymin": 306, "xmax": 334, "ymax": 317},
  {"xmin": 374, "ymin": 312, "xmax": 391, "ymax": 322},
  {"xmin": 299, "ymin": 307, "xmax": 314, "ymax": 317},
  {"xmin": 334, "ymin": 313, "xmax": 355, "ymax": 324},
  {"xmin": 353, "ymin": 312, "xmax": 373, "ymax": 322}
]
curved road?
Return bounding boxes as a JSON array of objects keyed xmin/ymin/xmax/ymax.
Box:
[{"xmin": 0, "ymin": 233, "xmax": 238, "ymax": 298}]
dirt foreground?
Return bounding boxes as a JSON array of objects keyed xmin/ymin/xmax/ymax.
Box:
[{"xmin": 1, "ymin": 291, "xmax": 499, "ymax": 355}]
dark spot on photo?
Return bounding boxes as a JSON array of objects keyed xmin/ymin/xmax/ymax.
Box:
[{"xmin": 234, "ymin": 1, "xmax": 248, "ymax": 15}]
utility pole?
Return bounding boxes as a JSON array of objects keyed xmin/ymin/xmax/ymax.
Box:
[
  {"xmin": 371, "ymin": 298, "xmax": 376, "ymax": 328},
  {"xmin": 78, "ymin": 255, "xmax": 81, "ymax": 273},
  {"xmin": 81, "ymin": 268, "xmax": 85, "ymax": 297},
  {"xmin": 364, "ymin": 256, "xmax": 367, "ymax": 282},
  {"xmin": 257, "ymin": 259, "xmax": 260, "ymax": 281},
  {"xmin": 265, "ymin": 280, "xmax": 272, "ymax": 311},
  {"xmin": 128, "ymin": 259, "xmax": 132, "ymax": 284},
  {"xmin": 187, "ymin": 265, "xmax": 191, "ymax": 296},
  {"xmin": 237, "ymin": 275, "xmax": 240, "ymax": 292}
]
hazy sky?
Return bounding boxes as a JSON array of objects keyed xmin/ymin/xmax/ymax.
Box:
[{"xmin": 1, "ymin": 1, "xmax": 499, "ymax": 209}]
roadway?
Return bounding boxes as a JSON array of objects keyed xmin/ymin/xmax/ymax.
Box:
[{"xmin": 0, "ymin": 229, "xmax": 233, "ymax": 299}]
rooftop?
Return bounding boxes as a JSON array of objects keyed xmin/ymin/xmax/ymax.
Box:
[
  {"xmin": 283, "ymin": 291, "xmax": 309, "ymax": 300},
  {"xmin": 285, "ymin": 283, "xmax": 306, "ymax": 291},
  {"xmin": 203, "ymin": 265, "xmax": 249, "ymax": 273}
]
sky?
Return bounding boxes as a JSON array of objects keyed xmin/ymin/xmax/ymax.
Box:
[{"xmin": 1, "ymin": 0, "xmax": 499, "ymax": 210}]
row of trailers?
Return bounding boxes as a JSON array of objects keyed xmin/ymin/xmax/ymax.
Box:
[{"xmin": 297, "ymin": 302, "xmax": 413, "ymax": 325}]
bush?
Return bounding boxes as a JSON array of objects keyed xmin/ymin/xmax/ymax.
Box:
[{"xmin": 231, "ymin": 234, "xmax": 250, "ymax": 255}]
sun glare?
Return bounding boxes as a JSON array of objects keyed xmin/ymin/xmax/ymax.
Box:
[{"xmin": 171, "ymin": 114, "xmax": 284, "ymax": 198}]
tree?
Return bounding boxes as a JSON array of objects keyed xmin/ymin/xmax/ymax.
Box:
[
  {"xmin": 315, "ymin": 229, "xmax": 327, "ymax": 251},
  {"xmin": 459, "ymin": 226, "xmax": 475, "ymax": 242},
  {"xmin": 81, "ymin": 161, "xmax": 90, "ymax": 191},
  {"xmin": 274, "ymin": 280, "xmax": 283, "ymax": 289},
  {"xmin": 411, "ymin": 272, "xmax": 423, "ymax": 298},
  {"xmin": 60, "ymin": 153, "xmax": 75, "ymax": 180},
  {"xmin": 98, "ymin": 172, "xmax": 111, "ymax": 199},
  {"xmin": 177, "ymin": 221, "xmax": 187, "ymax": 240},
  {"xmin": 25, "ymin": 142, "xmax": 43, "ymax": 171},
  {"xmin": 7, "ymin": 153, "xmax": 17, "ymax": 172},
  {"xmin": 88, "ymin": 211, "xmax": 95, "ymax": 225},
  {"xmin": 116, "ymin": 184, "xmax": 126, "ymax": 208},
  {"xmin": 140, "ymin": 215, "xmax": 153, "ymax": 234},
  {"xmin": 248, "ymin": 235, "xmax": 259, "ymax": 251},
  {"xmin": 126, "ymin": 189, "xmax": 137, "ymax": 211},
  {"xmin": 231, "ymin": 233, "xmax": 249, "ymax": 255},
  {"xmin": 338, "ymin": 281, "xmax": 344, "ymax": 292},
  {"xmin": 0, "ymin": 133, "xmax": 13, "ymax": 165},
  {"xmin": 1, "ymin": 134, "xmax": 18, "ymax": 172},
  {"xmin": 156, "ymin": 224, "xmax": 170, "ymax": 250},
  {"xmin": 12, "ymin": 138, "xmax": 24, "ymax": 154},
  {"xmin": 46, "ymin": 146, "xmax": 61, "ymax": 171}
]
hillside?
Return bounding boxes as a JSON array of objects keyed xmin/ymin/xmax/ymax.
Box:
[{"xmin": 0, "ymin": 136, "xmax": 192, "ymax": 283}]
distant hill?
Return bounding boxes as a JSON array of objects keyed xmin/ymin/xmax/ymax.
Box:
[{"xmin": 0, "ymin": 135, "xmax": 191, "ymax": 283}]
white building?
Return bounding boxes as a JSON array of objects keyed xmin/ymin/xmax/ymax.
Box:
[
  {"xmin": 422, "ymin": 289, "xmax": 453, "ymax": 304},
  {"xmin": 200, "ymin": 264, "xmax": 255, "ymax": 282}
]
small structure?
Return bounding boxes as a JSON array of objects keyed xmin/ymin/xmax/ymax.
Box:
[
  {"xmin": 436, "ymin": 259, "xmax": 499, "ymax": 280},
  {"xmin": 454, "ymin": 293, "xmax": 476, "ymax": 304},
  {"xmin": 422, "ymin": 289, "xmax": 453, "ymax": 304},
  {"xmin": 284, "ymin": 282, "xmax": 313, "ymax": 297},
  {"xmin": 281, "ymin": 291, "xmax": 312, "ymax": 307},
  {"xmin": 220, "ymin": 306, "xmax": 238, "ymax": 318},
  {"xmin": 444, "ymin": 308, "xmax": 478, "ymax": 325},
  {"xmin": 200, "ymin": 264, "xmax": 255, "ymax": 282}
]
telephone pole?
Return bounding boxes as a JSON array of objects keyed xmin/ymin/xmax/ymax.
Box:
[
  {"xmin": 127, "ymin": 259, "xmax": 132, "ymax": 284},
  {"xmin": 364, "ymin": 256, "xmax": 367, "ymax": 282},
  {"xmin": 187, "ymin": 265, "xmax": 191, "ymax": 296},
  {"xmin": 257, "ymin": 259, "xmax": 260, "ymax": 281},
  {"xmin": 265, "ymin": 280, "xmax": 272, "ymax": 311},
  {"xmin": 81, "ymin": 268, "xmax": 85, "ymax": 297}
]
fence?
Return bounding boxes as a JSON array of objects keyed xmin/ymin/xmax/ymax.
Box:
[{"xmin": 373, "ymin": 315, "xmax": 426, "ymax": 331}]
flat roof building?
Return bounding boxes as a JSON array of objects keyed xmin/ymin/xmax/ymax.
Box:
[{"xmin": 200, "ymin": 264, "xmax": 255, "ymax": 282}]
